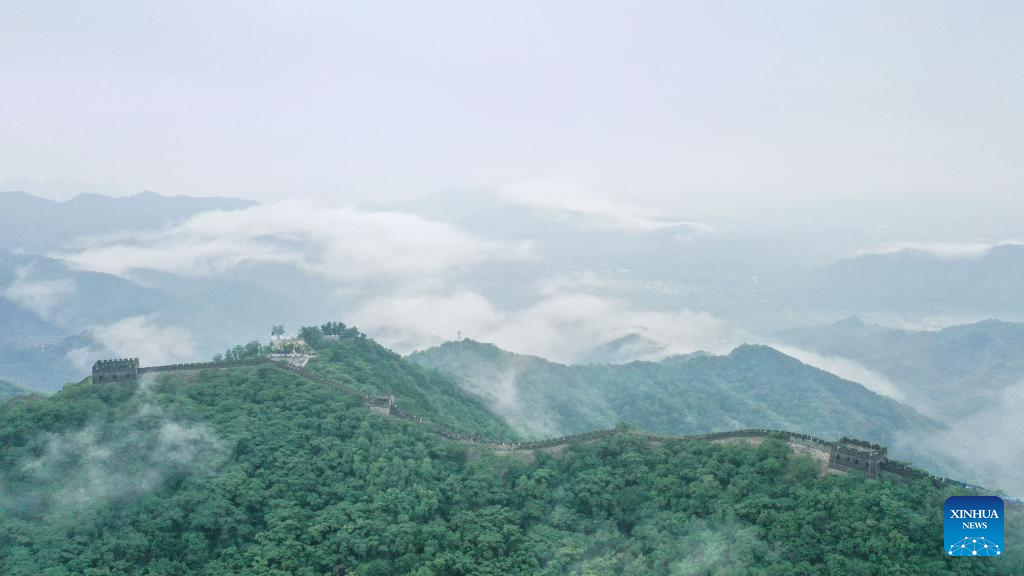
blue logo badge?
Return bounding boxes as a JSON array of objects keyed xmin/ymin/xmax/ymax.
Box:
[{"xmin": 945, "ymin": 496, "xmax": 1004, "ymax": 556}]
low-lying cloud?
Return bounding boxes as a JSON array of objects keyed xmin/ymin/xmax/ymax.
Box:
[
  {"xmin": 40, "ymin": 198, "xmax": 746, "ymax": 372},
  {"xmin": 10, "ymin": 374, "xmax": 227, "ymax": 512},
  {"xmin": 499, "ymin": 179, "xmax": 711, "ymax": 234},
  {"xmin": 67, "ymin": 315, "xmax": 198, "ymax": 369},
  {"xmin": 2, "ymin": 264, "xmax": 77, "ymax": 319},
  {"xmin": 59, "ymin": 202, "xmax": 529, "ymax": 284},
  {"xmin": 352, "ymin": 290, "xmax": 744, "ymax": 363},
  {"xmin": 906, "ymin": 381, "xmax": 1024, "ymax": 497},
  {"xmin": 772, "ymin": 344, "xmax": 906, "ymax": 401}
]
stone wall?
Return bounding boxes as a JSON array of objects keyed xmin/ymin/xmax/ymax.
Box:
[
  {"xmin": 829, "ymin": 442, "xmax": 884, "ymax": 478},
  {"xmin": 102, "ymin": 357, "xmax": 1021, "ymax": 497},
  {"xmin": 91, "ymin": 358, "xmax": 139, "ymax": 383}
]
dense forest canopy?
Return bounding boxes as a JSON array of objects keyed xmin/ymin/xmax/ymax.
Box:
[{"xmin": 0, "ymin": 325, "xmax": 1020, "ymax": 574}]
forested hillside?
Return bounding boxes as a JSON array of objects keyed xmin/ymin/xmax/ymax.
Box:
[
  {"xmin": 407, "ymin": 340, "xmax": 937, "ymax": 451},
  {"xmin": 298, "ymin": 323, "xmax": 513, "ymax": 439},
  {"xmin": 0, "ymin": 380, "xmax": 34, "ymax": 403},
  {"xmin": 1, "ymin": 357, "xmax": 1019, "ymax": 575}
]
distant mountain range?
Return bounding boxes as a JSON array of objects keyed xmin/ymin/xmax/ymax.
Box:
[
  {"xmin": 0, "ymin": 192, "xmax": 334, "ymax": 390},
  {"xmin": 778, "ymin": 317, "xmax": 1024, "ymax": 495},
  {"xmin": 783, "ymin": 245, "xmax": 1024, "ymax": 321},
  {"xmin": 407, "ymin": 340, "xmax": 938, "ymax": 458},
  {"xmin": 391, "ymin": 188, "xmax": 1024, "ymax": 330},
  {"xmin": 0, "ymin": 190, "xmax": 254, "ymax": 252},
  {"xmin": 0, "ymin": 255, "xmax": 339, "ymax": 391},
  {"xmin": 779, "ymin": 317, "xmax": 1024, "ymax": 422}
]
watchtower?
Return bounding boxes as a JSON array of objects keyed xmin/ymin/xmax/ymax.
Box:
[
  {"xmin": 828, "ymin": 437, "xmax": 887, "ymax": 478},
  {"xmin": 91, "ymin": 358, "xmax": 140, "ymax": 383},
  {"xmin": 369, "ymin": 394, "xmax": 396, "ymax": 416}
]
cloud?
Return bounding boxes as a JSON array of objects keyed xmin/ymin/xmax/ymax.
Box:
[
  {"xmin": 771, "ymin": 345, "xmax": 905, "ymax": 401},
  {"xmin": 498, "ymin": 179, "xmax": 711, "ymax": 233},
  {"xmin": 58, "ymin": 201, "xmax": 528, "ymax": 283},
  {"xmin": 15, "ymin": 373, "xmax": 227, "ymax": 511},
  {"xmin": 2, "ymin": 265, "xmax": 76, "ymax": 319},
  {"xmin": 850, "ymin": 240, "xmax": 1024, "ymax": 259},
  {"xmin": 348, "ymin": 291, "xmax": 503, "ymax": 353},
  {"xmin": 450, "ymin": 363, "xmax": 566, "ymax": 439},
  {"xmin": 66, "ymin": 315, "xmax": 198, "ymax": 369},
  {"xmin": 487, "ymin": 294, "xmax": 741, "ymax": 363},
  {"xmin": 536, "ymin": 270, "xmax": 613, "ymax": 297},
  {"xmin": 907, "ymin": 382, "xmax": 1024, "ymax": 497},
  {"xmin": 353, "ymin": 290, "xmax": 743, "ymax": 363},
  {"xmin": 45, "ymin": 196, "xmax": 730, "ymax": 371}
]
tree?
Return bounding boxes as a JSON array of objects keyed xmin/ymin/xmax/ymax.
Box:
[
  {"xmin": 271, "ymin": 325, "xmax": 285, "ymax": 340},
  {"xmin": 321, "ymin": 321, "xmax": 347, "ymax": 336}
]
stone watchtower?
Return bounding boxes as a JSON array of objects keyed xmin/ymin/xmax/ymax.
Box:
[
  {"xmin": 828, "ymin": 437, "xmax": 887, "ymax": 478},
  {"xmin": 91, "ymin": 358, "xmax": 140, "ymax": 383}
]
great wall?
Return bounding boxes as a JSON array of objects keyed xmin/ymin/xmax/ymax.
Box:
[{"xmin": 91, "ymin": 358, "xmax": 1020, "ymax": 504}]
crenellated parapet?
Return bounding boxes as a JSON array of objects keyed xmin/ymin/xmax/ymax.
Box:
[
  {"xmin": 829, "ymin": 438, "xmax": 886, "ymax": 478},
  {"xmin": 138, "ymin": 359, "xmax": 270, "ymax": 374},
  {"xmin": 91, "ymin": 358, "xmax": 140, "ymax": 383}
]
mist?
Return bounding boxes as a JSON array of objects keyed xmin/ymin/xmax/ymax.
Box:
[{"xmin": 1, "ymin": 374, "xmax": 227, "ymax": 514}]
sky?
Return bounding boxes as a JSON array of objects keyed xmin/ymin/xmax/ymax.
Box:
[{"xmin": 2, "ymin": 0, "xmax": 1022, "ymax": 216}]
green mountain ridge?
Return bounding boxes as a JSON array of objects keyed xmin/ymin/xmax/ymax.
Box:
[
  {"xmin": 2, "ymin": 325, "xmax": 1020, "ymax": 574},
  {"xmin": 407, "ymin": 340, "xmax": 938, "ymax": 454},
  {"xmin": 300, "ymin": 324, "xmax": 513, "ymax": 439}
]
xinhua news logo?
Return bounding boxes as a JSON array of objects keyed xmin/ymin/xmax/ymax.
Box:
[{"xmin": 945, "ymin": 496, "xmax": 1004, "ymax": 557}]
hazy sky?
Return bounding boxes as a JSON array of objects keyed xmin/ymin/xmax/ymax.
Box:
[{"xmin": 2, "ymin": 1, "xmax": 1022, "ymax": 213}]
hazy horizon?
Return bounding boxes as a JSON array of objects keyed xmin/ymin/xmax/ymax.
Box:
[{"xmin": 3, "ymin": 1, "xmax": 1022, "ymax": 218}]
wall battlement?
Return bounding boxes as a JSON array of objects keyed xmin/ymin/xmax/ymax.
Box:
[
  {"xmin": 89, "ymin": 356, "xmax": 1015, "ymax": 500},
  {"xmin": 829, "ymin": 439, "xmax": 886, "ymax": 478},
  {"xmin": 91, "ymin": 358, "xmax": 139, "ymax": 383}
]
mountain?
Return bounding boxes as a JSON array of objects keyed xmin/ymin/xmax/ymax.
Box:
[
  {"xmin": 787, "ymin": 245, "xmax": 1024, "ymax": 321},
  {"xmin": 0, "ymin": 246, "xmax": 343, "ymax": 391},
  {"xmin": 407, "ymin": 340, "xmax": 937, "ymax": 452},
  {"xmin": 1, "ymin": 325, "xmax": 1017, "ymax": 575},
  {"xmin": 0, "ymin": 290, "xmax": 67, "ymax": 348},
  {"xmin": 0, "ymin": 379, "xmax": 35, "ymax": 402},
  {"xmin": 386, "ymin": 189, "xmax": 1024, "ymax": 334},
  {"xmin": 779, "ymin": 318, "xmax": 1024, "ymax": 422},
  {"xmin": 778, "ymin": 318, "xmax": 1024, "ymax": 496},
  {"xmin": 0, "ymin": 332, "xmax": 96, "ymax": 392},
  {"xmin": 0, "ymin": 247, "xmax": 173, "ymax": 390},
  {"xmin": 0, "ymin": 190, "xmax": 255, "ymax": 252},
  {"xmin": 577, "ymin": 333, "xmax": 667, "ymax": 364},
  {"xmin": 384, "ymin": 187, "xmax": 777, "ymax": 321},
  {"xmin": 0, "ymin": 248, "xmax": 169, "ymax": 329}
]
